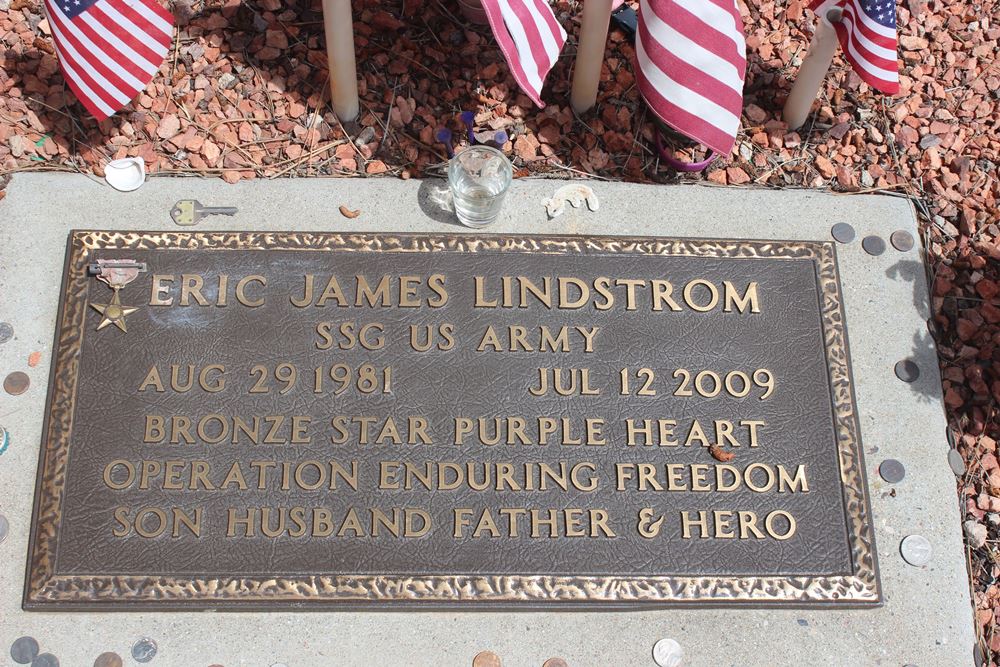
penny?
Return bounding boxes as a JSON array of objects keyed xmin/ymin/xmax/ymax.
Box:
[
  {"xmin": 900, "ymin": 534, "xmax": 933, "ymax": 567},
  {"xmin": 831, "ymin": 223, "xmax": 856, "ymax": 244},
  {"xmin": 0, "ymin": 322, "xmax": 12, "ymax": 344},
  {"xmin": 879, "ymin": 459, "xmax": 906, "ymax": 484},
  {"xmin": 948, "ymin": 449, "xmax": 966, "ymax": 476},
  {"xmin": 652, "ymin": 638, "xmax": 684, "ymax": 667},
  {"xmin": 0, "ymin": 513, "xmax": 8, "ymax": 545},
  {"xmin": 3, "ymin": 371, "xmax": 30, "ymax": 395},
  {"xmin": 861, "ymin": 235, "xmax": 886, "ymax": 256},
  {"xmin": 542, "ymin": 659, "xmax": 569, "ymax": 667},
  {"xmin": 472, "ymin": 651, "xmax": 502, "ymax": 667},
  {"xmin": 10, "ymin": 637, "xmax": 40, "ymax": 664},
  {"xmin": 891, "ymin": 230, "xmax": 915, "ymax": 252},
  {"xmin": 31, "ymin": 654, "xmax": 59, "ymax": 667},
  {"xmin": 894, "ymin": 359, "xmax": 920, "ymax": 383},
  {"xmin": 131, "ymin": 639, "xmax": 157, "ymax": 663},
  {"xmin": 94, "ymin": 652, "xmax": 123, "ymax": 667}
]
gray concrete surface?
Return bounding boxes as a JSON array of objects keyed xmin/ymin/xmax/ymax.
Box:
[{"xmin": 0, "ymin": 173, "xmax": 973, "ymax": 666}]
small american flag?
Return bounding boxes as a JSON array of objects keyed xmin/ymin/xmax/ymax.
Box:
[
  {"xmin": 810, "ymin": 0, "xmax": 899, "ymax": 94},
  {"xmin": 635, "ymin": 0, "xmax": 747, "ymax": 155},
  {"xmin": 44, "ymin": 0, "xmax": 173, "ymax": 120},
  {"xmin": 481, "ymin": 0, "xmax": 566, "ymax": 107}
]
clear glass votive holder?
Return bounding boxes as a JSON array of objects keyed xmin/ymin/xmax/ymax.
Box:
[{"xmin": 448, "ymin": 145, "xmax": 513, "ymax": 228}]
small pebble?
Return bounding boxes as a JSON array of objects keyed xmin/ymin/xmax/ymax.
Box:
[{"xmin": 964, "ymin": 520, "xmax": 988, "ymax": 548}]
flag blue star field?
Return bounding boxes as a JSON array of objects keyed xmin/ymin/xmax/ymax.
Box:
[
  {"xmin": 810, "ymin": 0, "xmax": 899, "ymax": 93},
  {"xmin": 43, "ymin": 0, "xmax": 174, "ymax": 119}
]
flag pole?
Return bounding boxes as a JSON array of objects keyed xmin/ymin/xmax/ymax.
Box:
[
  {"xmin": 322, "ymin": 0, "xmax": 360, "ymax": 122},
  {"xmin": 783, "ymin": 8, "xmax": 842, "ymax": 130},
  {"xmin": 570, "ymin": 0, "xmax": 614, "ymax": 114}
]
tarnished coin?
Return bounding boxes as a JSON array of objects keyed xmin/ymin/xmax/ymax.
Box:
[
  {"xmin": 879, "ymin": 459, "xmax": 906, "ymax": 484},
  {"xmin": 472, "ymin": 651, "xmax": 502, "ymax": 667},
  {"xmin": 131, "ymin": 639, "xmax": 157, "ymax": 663},
  {"xmin": 861, "ymin": 235, "xmax": 886, "ymax": 256},
  {"xmin": 94, "ymin": 652, "xmax": 123, "ymax": 667},
  {"xmin": 652, "ymin": 638, "xmax": 684, "ymax": 667},
  {"xmin": 543, "ymin": 659, "xmax": 569, "ymax": 667},
  {"xmin": 3, "ymin": 371, "xmax": 30, "ymax": 395},
  {"xmin": 0, "ymin": 513, "xmax": 9, "ymax": 545},
  {"xmin": 831, "ymin": 223, "xmax": 856, "ymax": 244},
  {"xmin": 31, "ymin": 654, "xmax": 59, "ymax": 667},
  {"xmin": 894, "ymin": 359, "xmax": 920, "ymax": 383},
  {"xmin": 10, "ymin": 636, "xmax": 39, "ymax": 664},
  {"xmin": 900, "ymin": 534, "xmax": 933, "ymax": 567},
  {"xmin": 948, "ymin": 449, "xmax": 966, "ymax": 476},
  {"xmin": 0, "ymin": 322, "xmax": 13, "ymax": 344},
  {"xmin": 891, "ymin": 230, "xmax": 915, "ymax": 252}
]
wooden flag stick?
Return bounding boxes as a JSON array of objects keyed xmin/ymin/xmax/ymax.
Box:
[
  {"xmin": 322, "ymin": 0, "xmax": 360, "ymax": 122},
  {"xmin": 570, "ymin": 0, "xmax": 614, "ymax": 114},
  {"xmin": 783, "ymin": 8, "xmax": 842, "ymax": 130}
]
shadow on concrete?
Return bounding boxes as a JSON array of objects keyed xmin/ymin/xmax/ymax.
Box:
[
  {"xmin": 417, "ymin": 178, "xmax": 461, "ymax": 226},
  {"xmin": 885, "ymin": 258, "xmax": 940, "ymax": 405}
]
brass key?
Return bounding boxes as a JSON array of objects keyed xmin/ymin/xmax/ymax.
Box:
[{"xmin": 170, "ymin": 200, "xmax": 238, "ymax": 226}]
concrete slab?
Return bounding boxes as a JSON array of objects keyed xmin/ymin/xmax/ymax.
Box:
[{"xmin": 0, "ymin": 174, "xmax": 973, "ymax": 666}]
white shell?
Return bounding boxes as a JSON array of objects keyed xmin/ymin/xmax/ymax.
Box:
[{"xmin": 104, "ymin": 157, "xmax": 146, "ymax": 192}]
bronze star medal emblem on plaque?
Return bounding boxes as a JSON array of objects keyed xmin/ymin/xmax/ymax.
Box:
[{"xmin": 88, "ymin": 259, "xmax": 145, "ymax": 332}]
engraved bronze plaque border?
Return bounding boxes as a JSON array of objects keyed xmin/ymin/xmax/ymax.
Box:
[{"xmin": 24, "ymin": 231, "xmax": 879, "ymax": 609}]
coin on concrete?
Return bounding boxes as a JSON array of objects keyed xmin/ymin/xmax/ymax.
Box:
[
  {"xmin": 31, "ymin": 654, "xmax": 59, "ymax": 667},
  {"xmin": 131, "ymin": 639, "xmax": 157, "ymax": 663},
  {"xmin": 543, "ymin": 659, "xmax": 569, "ymax": 667},
  {"xmin": 890, "ymin": 230, "xmax": 915, "ymax": 252},
  {"xmin": 831, "ymin": 223, "xmax": 856, "ymax": 244},
  {"xmin": 0, "ymin": 322, "xmax": 12, "ymax": 345},
  {"xmin": 879, "ymin": 459, "xmax": 906, "ymax": 484},
  {"xmin": 3, "ymin": 371, "xmax": 30, "ymax": 395},
  {"xmin": 0, "ymin": 513, "xmax": 9, "ymax": 545},
  {"xmin": 94, "ymin": 652, "xmax": 123, "ymax": 667},
  {"xmin": 652, "ymin": 638, "xmax": 684, "ymax": 667},
  {"xmin": 473, "ymin": 651, "xmax": 502, "ymax": 667},
  {"xmin": 948, "ymin": 449, "xmax": 966, "ymax": 476},
  {"xmin": 10, "ymin": 637, "xmax": 40, "ymax": 664},
  {"xmin": 861, "ymin": 235, "xmax": 886, "ymax": 256},
  {"xmin": 900, "ymin": 534, "xmax": 933, "ymax": 567},
  {"xmin": 894, "ymin": 359, "xmax": 920, "ymax": 383}
]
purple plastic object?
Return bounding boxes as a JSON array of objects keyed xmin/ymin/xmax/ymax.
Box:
[
  {"xmin": 435, "ymin": 127, "xmax": 455, "ymax": 158},
  {"xmin": 655, "ymin": 129, "xmax": 716, "ymax": 172},
  {"xmin": 493, "ymin": 130, "xmax": 508, "ymax": 148},
  {"xmin": 460, "ymin": 111, "xmax": 476, "ymax": 144}
]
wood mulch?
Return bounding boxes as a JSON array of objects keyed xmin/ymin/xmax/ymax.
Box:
[{"xmin": 2, "ymin": 0, "xmax": 1000, "ymax": 659}]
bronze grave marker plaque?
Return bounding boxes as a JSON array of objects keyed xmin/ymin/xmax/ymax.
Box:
[{"xmin": 25, "ymin": 231, "xmax": 879, "ymax": 609}]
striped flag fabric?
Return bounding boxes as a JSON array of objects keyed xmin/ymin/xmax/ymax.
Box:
[
  {"xmin": 481, "ymin": 0, "xmax": 567, "ymax": 107},
  {"xmin": 810, "ymin": 0, "xmax": 899, "ymax": 94},
  {"xmin": 43, "ymin": 0, "xmax": 173, "ymax": 120},
  {"xmin": 635, "ymin": 0, "xmax": 747, "ymax": 155}
]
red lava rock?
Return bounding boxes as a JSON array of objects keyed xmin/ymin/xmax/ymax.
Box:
[
  {"xmin": 726, "ymin": 167, "xmax": 751, "ymax": 184},
  {"xmin": 366, "ymin": 160, "xmax": 388, "ymax": 175},
  {"xmin": 514, "ymin": 133, "xmax": 540, "ymax": 162},
  {"xmin": 156, "ymin": 115, "xmax": 180, "ymax": 140},
  {"xmin": 744, "ymin": 104, "xmax": 767, "ymax": 124},
  {"xmin": 815, "ymin": 155, "xmax": 836, "ymax": 179}
]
